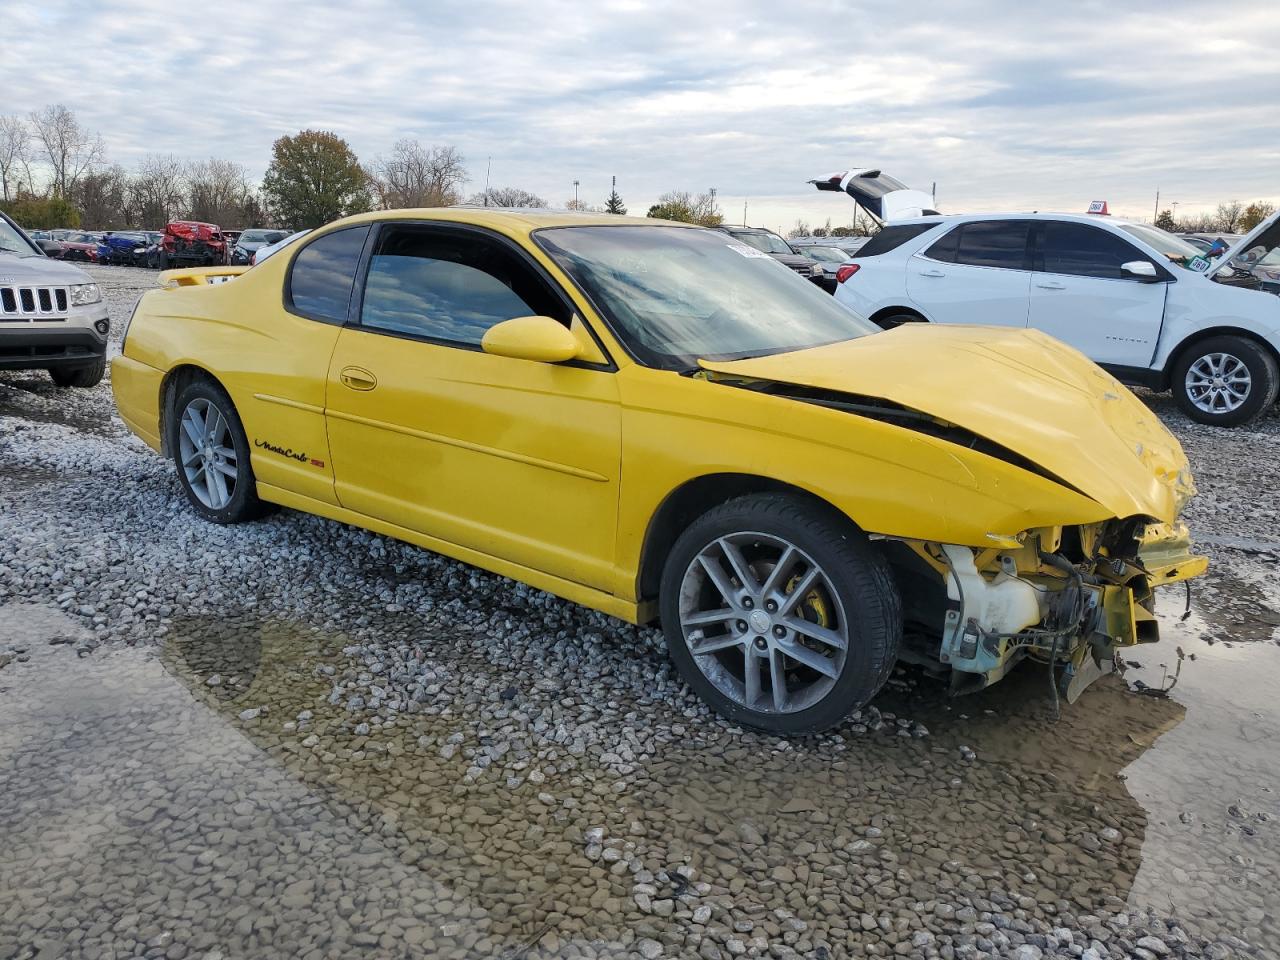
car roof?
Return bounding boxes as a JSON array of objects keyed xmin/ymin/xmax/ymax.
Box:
[
  {"xmin": 320, "ymin": 208, "xmax": 701, "ymax": 234},
  {"xmin": 887, "ymin": 212, "xmax": 1148, "ymax": 229}
]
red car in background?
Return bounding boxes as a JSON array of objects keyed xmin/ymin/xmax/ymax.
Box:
[
  {"xmin": 158, "ymin": 220, "xmax": 227, "ymax": 268},
  {"xmin": 54, "ymin": 231, "xmax": 102, "ymax": 262}
]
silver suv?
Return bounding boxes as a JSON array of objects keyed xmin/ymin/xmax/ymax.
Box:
[{"xmin": 1, "ymin": 211, "xmax": 110, "ymax": 387}]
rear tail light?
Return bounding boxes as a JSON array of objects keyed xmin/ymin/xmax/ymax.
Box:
[{"xmin": 835, "ymin": 263, "xmax": 860, "ymax": 284}]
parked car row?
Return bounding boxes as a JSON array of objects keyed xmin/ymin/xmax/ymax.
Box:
[{"xmin": 27, "ymin": 222, "xmax": 292, "ymax": 269}]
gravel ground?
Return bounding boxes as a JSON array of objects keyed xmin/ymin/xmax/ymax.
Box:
[{"xmin": 1, "ymin": 264, "xmax": 1278, "ymax": 959}]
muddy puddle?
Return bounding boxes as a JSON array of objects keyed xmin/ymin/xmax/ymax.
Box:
[{"xmin": 1, "ymin": 602, "xmax": 1277, "ymax": 959}]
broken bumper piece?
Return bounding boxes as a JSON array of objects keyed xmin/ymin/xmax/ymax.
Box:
[{"xmin": 931, "ymin": 521, "xmax": 1206, "ymax": 699}]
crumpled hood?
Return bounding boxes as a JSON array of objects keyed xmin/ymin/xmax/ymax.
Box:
[{"xmin": 699, "ymin": 325, "xmax": 1194, "ymax": 524}]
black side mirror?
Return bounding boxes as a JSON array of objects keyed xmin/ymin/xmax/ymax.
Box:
[{"xmin": 36, "ymin": 239, "xmax": 62, "ymax": 257}]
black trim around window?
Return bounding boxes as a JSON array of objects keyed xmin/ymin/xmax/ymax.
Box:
[{"xmin": 347, "ymin": 220, "xmax": 617, "ymax": 373}]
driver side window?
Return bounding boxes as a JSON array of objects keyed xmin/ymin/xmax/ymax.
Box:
[{"xmin": 359, "ymin": 226, "xmax": 569, "ymax": 347}]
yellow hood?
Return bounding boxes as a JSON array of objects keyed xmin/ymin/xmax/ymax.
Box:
[{"xmin": 700, "ymin": 325, "xmax": 1194, "ymax": 524}]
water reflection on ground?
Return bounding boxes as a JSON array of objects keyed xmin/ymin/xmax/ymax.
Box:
[{"xmin": 1, "ymin": 602, "xmax": 1276, "ymax": 959}]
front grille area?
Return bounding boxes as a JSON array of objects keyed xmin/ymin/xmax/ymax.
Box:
[{"xmin": 0, "ymin": 285, "xmax": 69, "ymax": 320}]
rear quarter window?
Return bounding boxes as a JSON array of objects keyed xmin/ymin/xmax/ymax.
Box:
[
  {"xmin": 287, "ymin": 226, "xmax": 371, "ymax": 324},
  {"xmin": 852, "ymin": 222, "xmax": 939, "ymax": 258}
]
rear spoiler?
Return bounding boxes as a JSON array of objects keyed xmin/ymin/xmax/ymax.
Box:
[{"xmin": 158, "ymin": 265, "xmax": 248, "ymax": 288}]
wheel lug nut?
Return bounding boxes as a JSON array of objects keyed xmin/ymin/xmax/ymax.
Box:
[
  {"xmin": 754, "ymin": 637, "xmax": 767, "ymax": 650},
  {"xmin": 765, "ymin": 600, "xmax": 777, "ymax": 612},
  {"xmin": 773, "ymin": 625, "xmax": 786, "ymax": 638},
  {"xmin": 742, "ymin": 597, "xmax": 753, "ymax": 609},
  {"xmin": 736, "ymin": 620, "xmax": 748, "ymax": 633}
]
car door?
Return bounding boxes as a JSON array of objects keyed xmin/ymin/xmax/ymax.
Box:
[
  {"xmin": 905, "ymin": 219, "xmax": 1033, "ymax": 327},
  {"xmin": 324, "ymin": 221, "xmax": 622, "ymax": 592},
  {"xmin": 235, "ymin": 224, "xmax": 371, "ymax": 507},
  {"xmin": 1027, "ymin": 220, "xmax": 1168, "ymax": 366}
]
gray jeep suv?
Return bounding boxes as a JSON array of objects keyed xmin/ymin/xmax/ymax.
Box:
[{"xmin": 1, "ymin": 211, "xmax": 110, "ymax": 387}]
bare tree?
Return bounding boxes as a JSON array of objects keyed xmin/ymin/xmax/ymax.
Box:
[
  {"xmin": 72, "ymin": 165, "xmax": 131, "ymax": 228},
  {"xmin": 1215, "ymin": 201, "xmax": 1244, "ymax": 234},
  {"xmin": 187, "ymin": 158, "xmax": 255, "ymax": 225},
  {"xmin": 467, "ymin": 186, "xmax": 546, "ymax": 208},
  {"xmin": 0, "ymin": 115, "xmax": 32, "ymax": 202},
  {"xmin": 370, "ymin": 140, "xmax": 467, "ymax": 209},
  {"xmin": 28, "ymin": 104, "xmax": 105, "ymax": 198},
  {"xmin": 129, "ymin": 154, "xmax": 186, "ymax": 226}
]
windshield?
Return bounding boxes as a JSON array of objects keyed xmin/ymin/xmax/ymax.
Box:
[
  {"xmin": 804, "ymin": 246, "xmax": 848, "ymax": 263},
  {"xmin": 241, "ymin": 230, "xmax": 286, "ymax": 244},
  {"xmin": 1119, "ymin": 224, "xmax": 1205, "ymax": 269},
  {"xmin": 729, "ymin": 230, "xmax": 793, "ymax": 255},
  {"xmin": 535, "ymin": 225, "xmax": 878, "ymax": 369},
  {"xmin": 0, "ymin": 217, "xmax": 39, "ymax": 257}
]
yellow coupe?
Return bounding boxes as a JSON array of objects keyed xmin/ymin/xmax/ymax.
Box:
[{"xmin": 112, "ymin": 209, "xmax": 1206, "ymax": 733}]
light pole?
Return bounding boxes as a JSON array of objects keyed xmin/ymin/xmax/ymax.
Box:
[{"xmin": 573, "ymin": 180, "xmax": 579, "ymax": 206}]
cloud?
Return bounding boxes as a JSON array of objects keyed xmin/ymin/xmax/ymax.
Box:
[{"xmin": 3, "ymin": 0, "xmax": 1278, "ymax": 225}]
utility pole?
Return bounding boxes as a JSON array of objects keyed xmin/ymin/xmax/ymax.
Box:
[
  {"xmin": 484, "ymin": 156, "xmax": 491, "ymax": 207},
  {"xmin": 1153, "ymin": 188, "xmax": 1159, "ymax": 224},
  {"xmin": 573, "ymin": 180, "xmax": 580, "ymax": 205},
  {"xmin": 743, "ymin": 200, "xmax": 748, "ymax": 226}
]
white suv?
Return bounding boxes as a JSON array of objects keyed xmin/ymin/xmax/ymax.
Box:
[
  {"xmin": 829, "ymin": 207, "xmax": 1280, "ymax": 427},
  {"xmin": 0, "ymin": 212, "xmax": 110, "ymax": 387}
]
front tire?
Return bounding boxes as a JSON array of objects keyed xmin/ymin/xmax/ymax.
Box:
[
  {"xmin": 659, "ymin": 494, "xmax": 901, "ymax": 734},
  {"xmin": 169, "ymin": 379, "xmax": 269, "ymax": 524},
  {"xmin": 49, "ymin": 357, "xmax": 105, "ymax": 388},
  {"xmin": 1172, "ymin": 335, "xmax": 1279, "ymax": 427}
]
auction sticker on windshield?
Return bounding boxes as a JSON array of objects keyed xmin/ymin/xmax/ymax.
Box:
[{"xmin": 725, "ymin": 241, "xmax": 771, "ymax": 259}]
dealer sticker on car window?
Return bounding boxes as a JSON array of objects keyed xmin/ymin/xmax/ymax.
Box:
[
  {"xmin": 724, "ymin": 241, "xmax": 771, "ymax": 259},
  {"xmin": 1187, "ymin": 255, "xmax": 1211, "ymax": 272}
]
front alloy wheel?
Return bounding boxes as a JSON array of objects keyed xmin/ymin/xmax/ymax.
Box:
[
  {"xmin": 660, "ymin": 494, "xmax": 901, "ymax": 734},
  {"xmin": 1173, "ymin": 335, "xmax": 1279, "ymax": 427},
  {"xmin": 678, "ymin": 533, "xmax": 849, "ymax": 715}
]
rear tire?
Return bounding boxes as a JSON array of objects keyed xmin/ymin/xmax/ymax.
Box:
[
  {"xmin": 659, "ymin": 493, "xmax": 901, "ymax": 734},
  {"xmin": 1171, "ymin": 335, "xmax": 1278, "ymax": 427},
  {"xmin": 49, "ymin": 357, "xmax": 105, "ymax": 388},
  {"xmin": 169, "ymin": 378, "xmax": 270, "ymax": 524}
]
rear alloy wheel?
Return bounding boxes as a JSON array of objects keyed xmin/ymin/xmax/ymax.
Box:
[
  {"xmin": 170, "ymin": 379, "xmax": 269, "ymax": 524},
  {"xmin": 660, "ymin": 494, "xmax": 901, "ymax": 734},
  {"xmin": 1173, "ymin": 335, "xmax": 1278, "ymax": 427},
  {"xmin": 49, "ymin": 357, "xmax": 105, "ymax": 388}
]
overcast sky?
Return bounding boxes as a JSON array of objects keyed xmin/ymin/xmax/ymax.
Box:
[{"xmin": 5, "ymin": 0, "xmax": 1277, "ymax": 232}]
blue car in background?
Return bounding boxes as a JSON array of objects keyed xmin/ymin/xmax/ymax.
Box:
[{"xmin": 95, "ymin": 231, "xmax": 148, "ymax": 265}]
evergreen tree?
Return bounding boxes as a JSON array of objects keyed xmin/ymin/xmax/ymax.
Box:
[{"xmin": 605, "ymin": 176, "xmax": 626, "ymax": 215}]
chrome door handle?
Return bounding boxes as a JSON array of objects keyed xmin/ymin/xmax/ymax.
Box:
[
  {"xmin": 339, "ymin": 366, "xmax": 377, "ymax": 391},
  {"xmin": 918, "ymin": 269, "xmax": 946, "ymax": 278},
  {"xmin": 1035, "ymin": 281, "xmax": 1066, "ymax": 290}
]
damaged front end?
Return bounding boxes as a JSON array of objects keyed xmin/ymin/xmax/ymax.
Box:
[{"xmin": 891, "ymin": 520, "xmax": 1208, "ymax": 702}]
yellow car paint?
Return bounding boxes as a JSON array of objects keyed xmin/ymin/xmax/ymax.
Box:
[{"xmin": 112, "ymin": 208, "xmax": 1205, "ymax": 639}]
